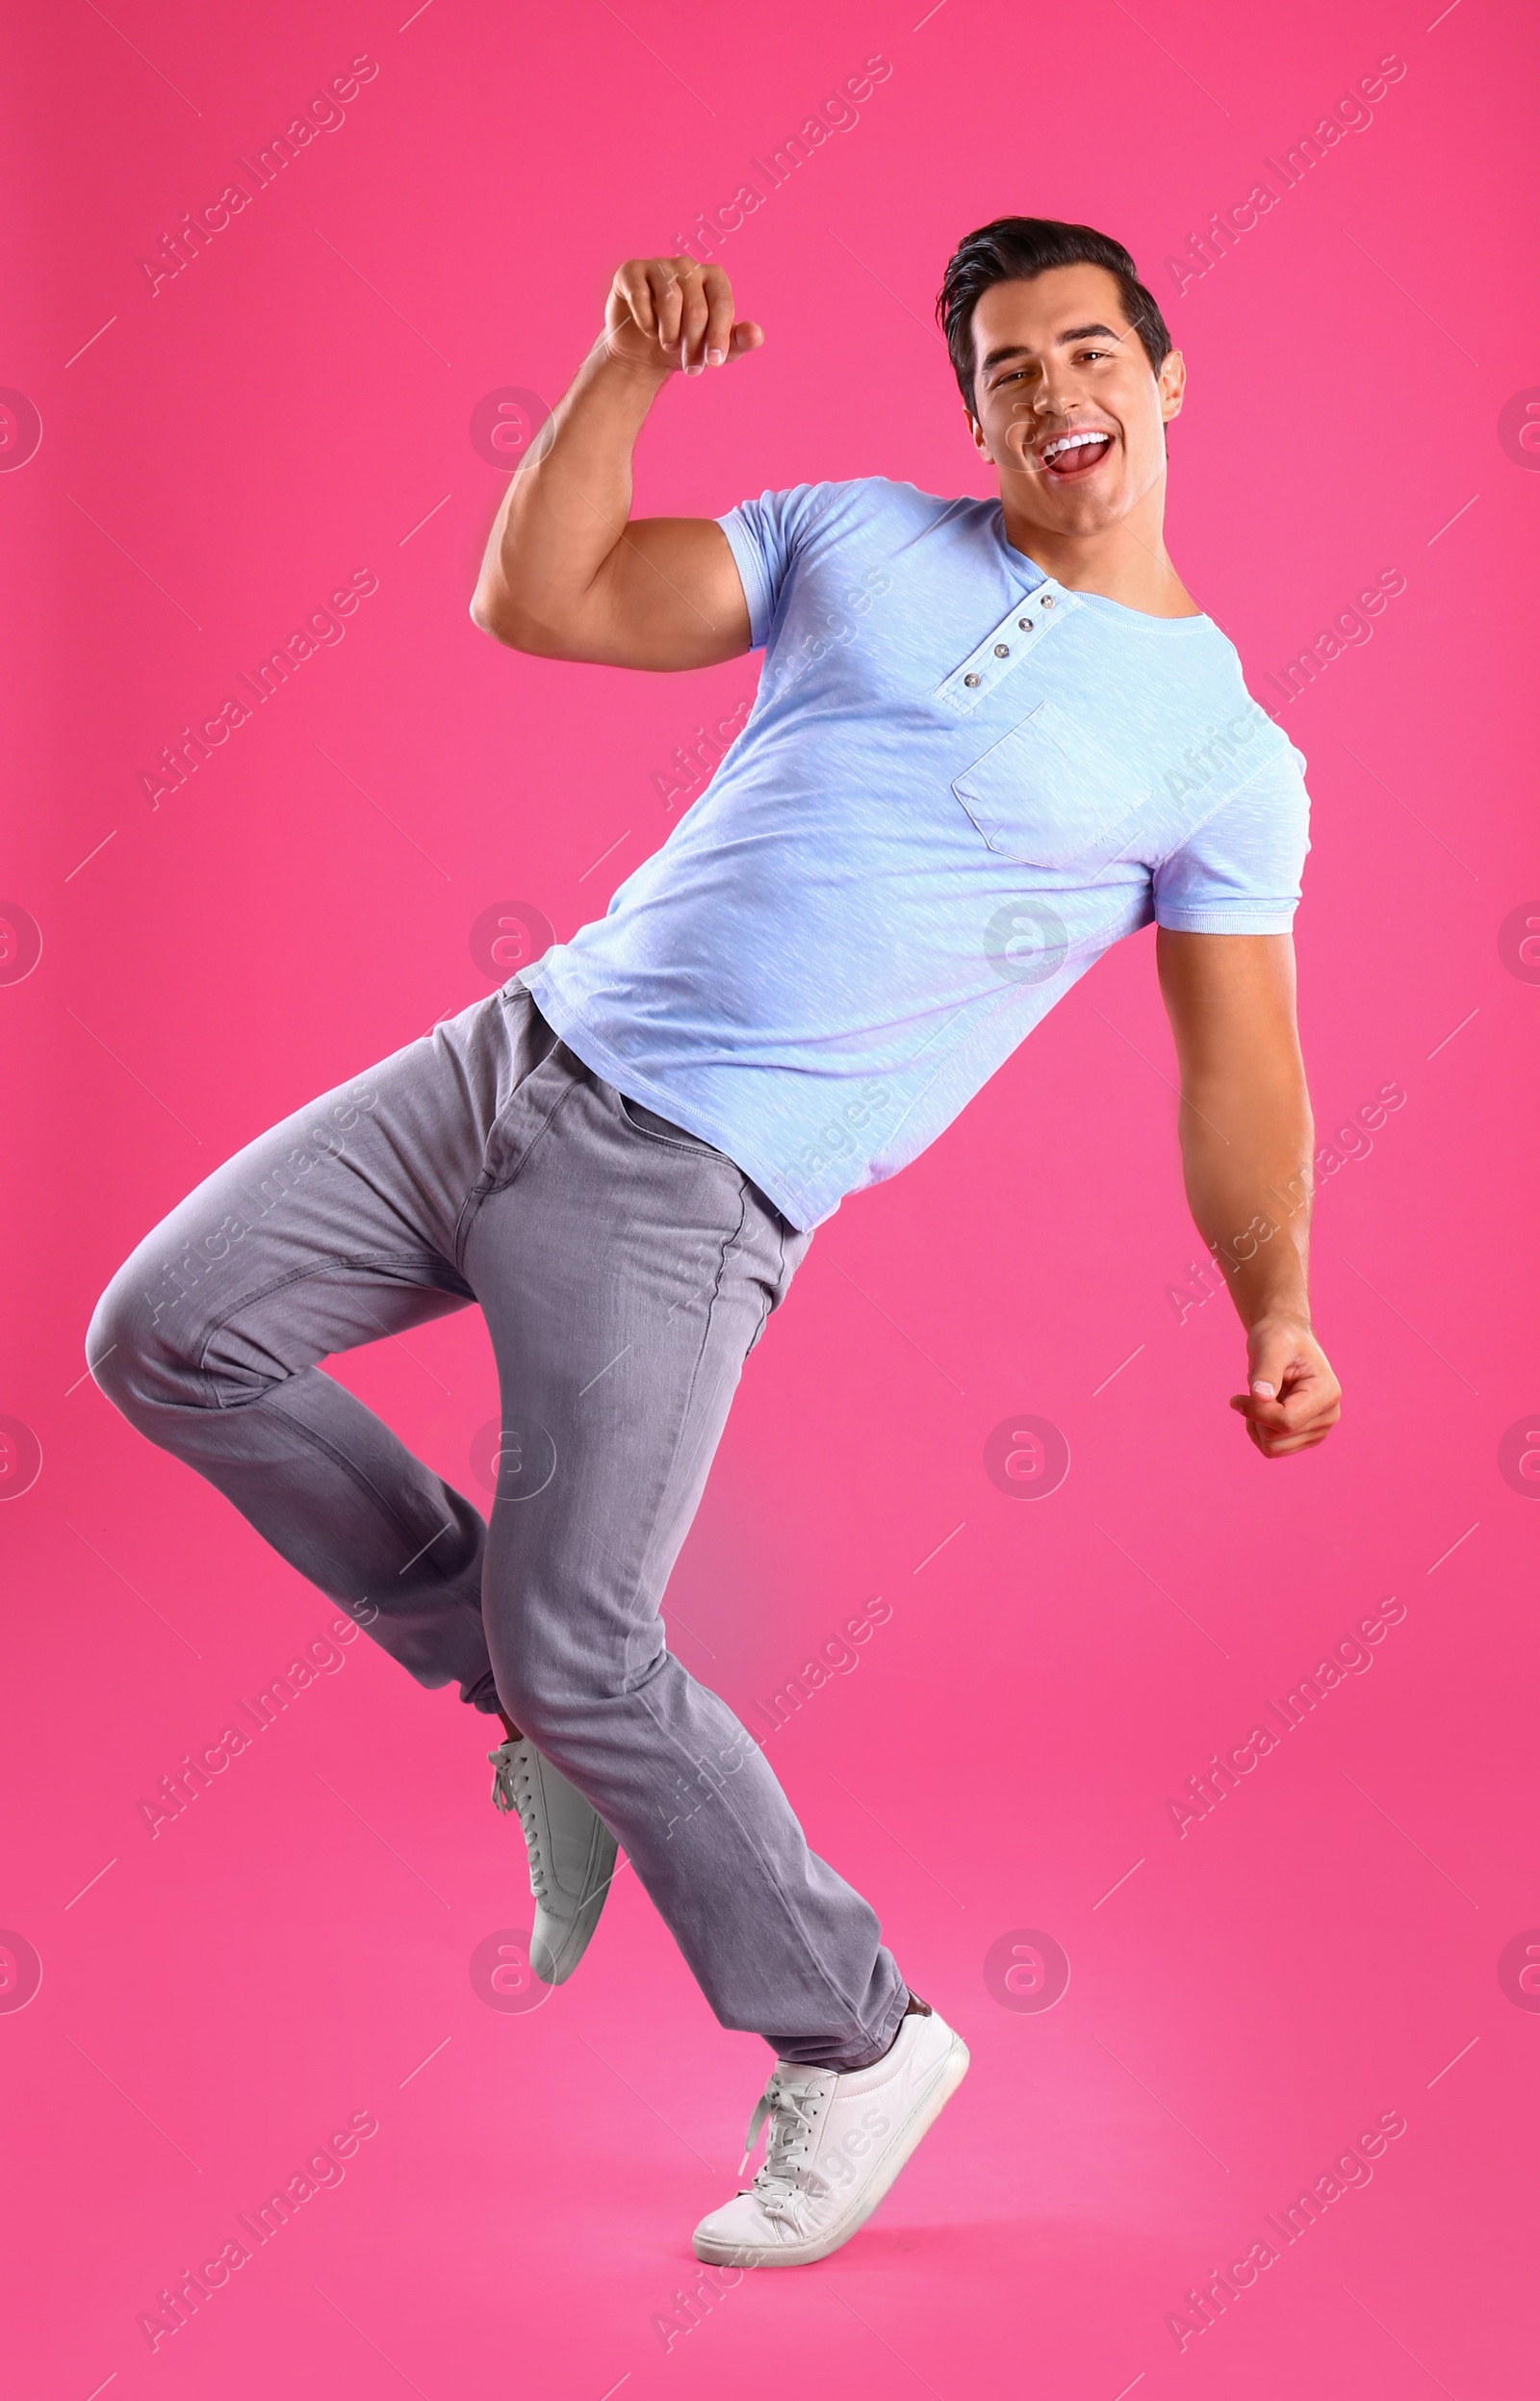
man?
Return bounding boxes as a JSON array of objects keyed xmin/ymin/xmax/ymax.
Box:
[{"xmin": 90, "ymin": 217, "xmax": 1340, "ymax": 2270}]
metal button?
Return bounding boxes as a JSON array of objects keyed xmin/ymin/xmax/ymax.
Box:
[
  {"xmin": 1018, "ymin": 617, "xmax": 1033, "ymax": 631},
  {"xmin": 1040, "ymin": 594, "xmax": 1056, "ymax": 608},
  {"xmin": 993, "ymin": 642, "xmax": 1010, "ymax": 658},
  {"xmin": 963, "ymin": 672, "xmax": 981, "ymax": 687}
]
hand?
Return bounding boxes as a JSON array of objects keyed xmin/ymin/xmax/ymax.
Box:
[
  {"xmin": 1229, "ymin": 1315, "xmax": 1342, "ymax": 1458},
  {"xmin": 603, "ymin": 255, "xmax": 763, "ymax": 379}
]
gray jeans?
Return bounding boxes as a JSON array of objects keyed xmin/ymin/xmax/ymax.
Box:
[{"xmin": 89, "ymin": 981, "xmax": 906, "ymax": 2071}]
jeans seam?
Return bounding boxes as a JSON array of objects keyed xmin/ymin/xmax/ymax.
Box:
[
  {"xmin": 192, "ymin": 1259, "xmax": 476, "ymax": 1555},
  {"xmin": 634, "ymin": 1178, "xmax": 879, "ymax": 2050},
  {"xmin": 603, "ymin": 1176, "xmax": 749, "ymax": 1676},
  {"xmin": 674, "ymin": 1172, "xmax": 749, "ymax": 1484},
  {"xmin": 746, "ymin": 1216, "xmax": 783, "ymax": 1357},
  {"xmin": 192, "ymin": 1255, "xmax": 463, "ymax": 1409},
  {"xmin": 636, "ymin": 1674, "xmax": 879, "ymax": 2052},
  {"xmin": 259, "ymin": 1389, "xmax": 468, "ymax": 1559}
]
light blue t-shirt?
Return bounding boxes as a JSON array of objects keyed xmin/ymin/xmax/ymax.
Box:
[{"xmin": 522, "ymin": 477, "xmax": 1310, "ymax": 1230}]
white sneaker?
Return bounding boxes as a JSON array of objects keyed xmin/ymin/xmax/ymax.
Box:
[
  {"xmin": 692, "ymin": 2005, "xmax": 969, "ymax": 2267},
  {"xmin": 488, "ymin": 1737, "xmax": 617, "ymax": 1986}
]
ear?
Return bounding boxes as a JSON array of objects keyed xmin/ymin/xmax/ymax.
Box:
[
  {"xmin": 1158, "ymin": 349, "xmax": 1187, "ymax": 424},
  {"xmin": 966, "ymin": 406, "xmax": 989, "ymax": 459}
]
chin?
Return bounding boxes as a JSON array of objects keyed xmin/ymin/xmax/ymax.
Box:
[{"xmin": 1044, "ymin": 493, "xmax": 1127, "ymax": 534}]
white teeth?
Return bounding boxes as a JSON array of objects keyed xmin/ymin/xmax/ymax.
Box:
[{"xmin": 1042, "ymin": 429, "xmax": 1111, "ymax": 462}]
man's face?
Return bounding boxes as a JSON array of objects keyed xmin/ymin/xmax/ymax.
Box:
[{"xmin": 966, "ymin": 263, "xmax": 1185, "ymax": 537}]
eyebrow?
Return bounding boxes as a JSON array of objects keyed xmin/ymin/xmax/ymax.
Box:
[{"xmin": 978, "ymin": 323, "xmax": 1123, "ymax": 374}]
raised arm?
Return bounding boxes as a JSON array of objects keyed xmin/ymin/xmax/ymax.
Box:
[
  {"xmin": 1156, "ymin": 928, "xmax": 1342, "ymax": 1457},
  {"xmin": 471, "ymin": 255, "xmax": 759, "ymax": 670}
]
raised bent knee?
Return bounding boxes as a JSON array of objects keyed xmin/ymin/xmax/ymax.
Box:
[{"xmin": 86, "ymin": 1255, "xmax": 192, "ymax": 1422}]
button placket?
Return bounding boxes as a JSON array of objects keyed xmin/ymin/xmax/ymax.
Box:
[{"xmin": 936, "ymin": 581, "xmax": 1079, "ymax": 713}]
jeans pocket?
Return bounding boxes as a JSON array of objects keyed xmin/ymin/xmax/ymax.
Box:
[
  {"xmin": 617, "ymin": 1091, "xmax": 726, "ymax": 1158},
  {"xmin": 453, "ymin": 1046, "xmax": 576, "ymax": 1267}
]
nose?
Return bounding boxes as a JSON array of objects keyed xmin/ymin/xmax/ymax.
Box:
[{"xmin": 1012, "ymin": 370, "xmax": 1074, "ymax": 426}]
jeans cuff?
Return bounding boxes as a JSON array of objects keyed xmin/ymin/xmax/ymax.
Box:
[{"xmin": 774, "ymin": 1985, "xmax": 911, "ymax": 2076}]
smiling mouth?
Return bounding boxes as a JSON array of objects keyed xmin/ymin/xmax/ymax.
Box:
[{"xmin": 1038, "ymin": 428, "xmax": 1115, "ymax": 481}]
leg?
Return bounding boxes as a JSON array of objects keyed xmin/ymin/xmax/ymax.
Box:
[
  {"xmin": 88, "ymin": 988, "xmax": 558, "ymax": 1713},
  {"xmin": 462, "ymin": 1048, "xmax": 908, "ymax": 2069}
]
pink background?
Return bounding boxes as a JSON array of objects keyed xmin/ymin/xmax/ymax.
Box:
[{"xmin": 3, "ymin": 0, "xmax": 1537, "ymax": 2393}]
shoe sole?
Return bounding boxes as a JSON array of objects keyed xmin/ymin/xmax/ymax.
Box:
[
  {"xmin": 691, "ymin": 2028, "xmax": 971, "ymax": 2268},
  {"xmin": 530, "ymin": 1820, "xmax": 619, "ymax": 1987}
]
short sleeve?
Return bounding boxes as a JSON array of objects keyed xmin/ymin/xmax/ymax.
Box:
[
  {"xmin": 1153, "ymin": 743, "xmax": 1312, "ymax": 934},
  {"xmin": 716, "ymin": 483, "xmax": 833, "ymax": 652}
]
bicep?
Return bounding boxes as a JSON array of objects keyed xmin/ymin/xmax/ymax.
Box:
[{"xmin": 578, "ymin": 517, "xmax": 753, "ymax": 670}]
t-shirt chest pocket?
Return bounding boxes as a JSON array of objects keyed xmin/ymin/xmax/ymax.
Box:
[{"xmin": 952, "ymin": 697, "xmax": 1151, "ymax": 871}]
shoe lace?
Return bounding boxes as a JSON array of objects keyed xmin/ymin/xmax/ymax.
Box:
[
  {"xmin": 488, "ymin": 1741, "xmax": 549, "ymax": 1902},
  {"xmin": 737, "ymin": 2071, "xmax": 829, "ymax": 2224}
]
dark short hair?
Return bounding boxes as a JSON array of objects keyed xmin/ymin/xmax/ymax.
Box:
[{"xmin": 936, "ymin": 217, "xmax": 1171, "ymax": 414}]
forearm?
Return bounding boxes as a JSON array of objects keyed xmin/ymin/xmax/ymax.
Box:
[
  {"xmin": 472, "ymin": 344, "xmax": 668, "ymax": 648},
  {"xmin": 1178, "ymin": 1069, "xmax": 1315, "ymax": 1330},
  {"xmin": 1157, "ymin": 935, "xmax": 1338, "ymax": 1454}
]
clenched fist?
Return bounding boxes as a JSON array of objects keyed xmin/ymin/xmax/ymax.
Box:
[
  {"xmin": 1229, "ymin": 1315, "xmax": 1342, "ymax": 1458},
  {"xmin": 604, "ymin": 255, "xmax": 763, "ymax": 378}
]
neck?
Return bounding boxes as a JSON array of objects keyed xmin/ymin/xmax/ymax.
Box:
[{"xmin": 996, "ymin": 480, "xmax": 1201, "ymax": 619}]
